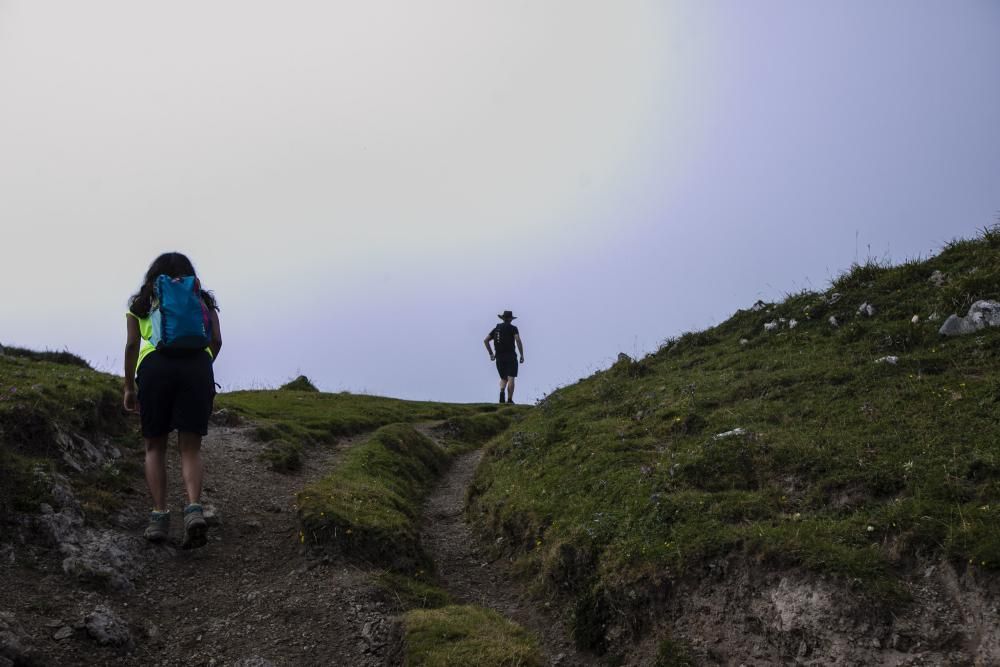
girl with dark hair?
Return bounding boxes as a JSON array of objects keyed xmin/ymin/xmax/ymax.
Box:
[{"xmin": 124, "ymin": 252, "xmax": 222, "ymax": 549}]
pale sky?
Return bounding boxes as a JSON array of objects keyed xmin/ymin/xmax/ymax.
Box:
[{"xmin": 1, "ymin": 1, "xmax": 998, "ymax": 402}]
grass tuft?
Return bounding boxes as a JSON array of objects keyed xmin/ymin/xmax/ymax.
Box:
[
  {"xmin": 403, "ymin": 605, "xmax": 545, "ymax": 667},
  {"xmin": 280, "ymin": 375, "xmax": 319, "ymax": 392},
  {"xmin": 297, "ymin": 424, "xmax": 449, "ymax": 570}
]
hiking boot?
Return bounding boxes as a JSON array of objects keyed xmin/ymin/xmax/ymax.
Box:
[
  {"xmin": 499, "ymin": 391, "xmax": 506, "ymax": 404},
  {"xmin": 181, "ymin": 503, "xmax": 208, "ymax": 550},
  {"xmin": 144, "ymin": 510, "xmax": 170, "ymax": 543}
]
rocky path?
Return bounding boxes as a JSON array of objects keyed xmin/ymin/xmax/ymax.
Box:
[
  {"xmin": 3, "ymin": 424, "xmax": 399, "ymax": 667},
  {"xmin": 420, "ymin": 450, "xmax": 598, "ymax": 667},
  {"xmin": 121, "ymin": 425, "xmax": 396, "ymax": 667}
]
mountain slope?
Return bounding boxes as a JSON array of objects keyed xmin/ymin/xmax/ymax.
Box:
[{"xmin": 469, "ymin": 227, "xmax": 1000, "ymax": 664}]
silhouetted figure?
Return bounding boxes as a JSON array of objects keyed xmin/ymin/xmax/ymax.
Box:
[{"xmin": 484, "ymin": 310, "xmax": 525, "ymax": 404}]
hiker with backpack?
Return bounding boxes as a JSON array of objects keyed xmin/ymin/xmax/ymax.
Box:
[
  {"xmin": 123, "ymin": 252, "xmax": 222, "ymax": 549},
  {"xmin": 484, "ymin": 310, "xmax": 525, "ymax": 404}
]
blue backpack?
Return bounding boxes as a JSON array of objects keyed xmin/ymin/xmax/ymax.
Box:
[{"xmin": 149, "ymin": 275, "xmax": 212, "ymax": 350}]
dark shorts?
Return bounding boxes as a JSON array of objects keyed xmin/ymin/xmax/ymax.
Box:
[
  {"xmin": 495, "ymin": 352, "xmax": 518, "ymax": 379},
  {"xmin": 136, "ymin": 350, "xmax": 216, "ymax": 438}
]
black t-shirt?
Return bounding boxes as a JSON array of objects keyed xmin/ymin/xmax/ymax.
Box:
[{"xmin": 489, "ymin": 322, "xmax": 519, "ymax": 354}]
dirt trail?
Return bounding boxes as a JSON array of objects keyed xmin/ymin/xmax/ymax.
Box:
[
  {"xmin": 121, "ymin": 425, "xmax": 396, "ymax": 667},
  {"xmin": 15, "ymin": 424, "xmax": 400, "ymax": 667},
  {"xmin": 420, "ymin": 450, "xmax": 598, "ymax": 667}
]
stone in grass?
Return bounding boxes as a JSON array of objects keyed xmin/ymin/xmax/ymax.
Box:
[
  {"xmin": 929, "ymin": 270, "xmax": 946, "ymax": 287},
  {"xmin": 713, "ymin": 428, "xmax": 747, "ymax": 440},
  {"xmin": 938, "ymin": 300, "xmax": 1000, "ymax": 337},
  {"xmin": 764, "ymin": 321, "xmax": 779, "ymax": 332},
  {"xmin": 875, "ymin": 356, "xmax": 899, "ymax": 365},
  {"xmin": 84, "ymin": 606, "xmax": 132, "ymax": 649},
  {"xmin": 828, "ymin": 316, "xmax": 839, "ymax": 328},
  {"xmin": 857, "ymin": 302, "xmax": 876, "ymax": 317}
]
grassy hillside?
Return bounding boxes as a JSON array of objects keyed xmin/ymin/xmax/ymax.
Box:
[
  {"xmin": 0, "ymin": 349, "xmax": 136, "ymax": 518},
  {"xmin": 468, "ymin": 227, "xmax": 1000, "ymax": 650}
]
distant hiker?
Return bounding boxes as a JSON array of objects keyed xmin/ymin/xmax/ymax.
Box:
[
  {"xmin": 123, "ymin": 252, "xmax": 222, "ymax": 549},
  {"xmin": 484, "ymin": 310, "xmax": 525, "ymax": 404}
]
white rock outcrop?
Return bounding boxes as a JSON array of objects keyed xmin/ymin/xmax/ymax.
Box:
[{"xmin": 938, "ymin": 300, "xmax": 1000, "ymax": 337}]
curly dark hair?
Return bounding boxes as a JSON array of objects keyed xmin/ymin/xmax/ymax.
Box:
[{"xmin": 128, "ymin": 252, "xmax": 218, "ymax": 318}]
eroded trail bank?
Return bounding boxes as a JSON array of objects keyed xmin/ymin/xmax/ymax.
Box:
[{"xmin": 420, "ymin": 450, "xmax": 598, "ymax": 667}]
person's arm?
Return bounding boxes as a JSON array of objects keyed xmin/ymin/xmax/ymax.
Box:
[
  {"xmin": 483, "ymin": 333, "xmax": 495, "ymax": 361},
  {"xmin": 209, "ymin": 309, "xmax": 222, "ymax": 360},
  {"xmin": 124, "ymin": 315, "xmax": 141, "ymax": 413},
  {"xmin": 515, "ymin": 333, "xmax": 525, "ymax": 363}
]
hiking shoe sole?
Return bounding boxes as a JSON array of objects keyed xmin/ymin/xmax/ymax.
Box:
[
  {"xmin": 144, "ymin": 512, "xmax": 170, "ymax": 543},
  {"xmin": 182, "ymin": 505, "xmax": 208, "ymax": 550}
]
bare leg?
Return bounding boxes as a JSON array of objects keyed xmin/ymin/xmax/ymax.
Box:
[
  {"xmin": 144, "ymin": 435, "xmax": 169, "ymax": 511},
  {"xmin": 178, "ymin": 432, "xmax": 204, "ymax": 506},
  {"xmin": 506, "ymin": 377, "xmax": 516, "ymax": 402}
]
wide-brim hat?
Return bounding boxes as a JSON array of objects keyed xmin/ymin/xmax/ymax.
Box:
[{"xmin": 498, "ymin": 310, "xmax": 517, "ymax": 320}]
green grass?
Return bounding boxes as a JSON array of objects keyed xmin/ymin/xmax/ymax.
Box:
[
  {"xmin": 216, "ymin": 389, "xmax": 499, "ymax": 447},
  {"xmin": 280, "ymin": 374, "xmax": 319, "ymax": 391},
  {"xmin": 404, "ymin": 605, "xmax": 545, "ymax": 667},
  {"xmin": 0, "ymin": 351, "xmax": 137, "ymax": 518},
  {"xmin": 297, "ymin": 423, "xmax": 451, "ymax": 570},
  {"xmin": 376, "ymin": 572, "xmax": 453, "ymax": 610},
  {"xmin": 468, "ymin": 226, "xmax": 1000, "ymax": 649},
  {"xmin": 259, "ymin": 439, "xmax": 304, "ymax": 472}
]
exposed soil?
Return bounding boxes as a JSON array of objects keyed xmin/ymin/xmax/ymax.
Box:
[
  {"xmin": 1, "ymin": 425, "xmax": 398, "ymax": 666},
  {"xmin": 420, "ymin": 450, "xmax": 598, "ymax": 667}
]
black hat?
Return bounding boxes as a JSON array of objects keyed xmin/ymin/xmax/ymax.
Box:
[{"xmin": 498, "ymin": 310, "xmax": 517, "ymax": 320}]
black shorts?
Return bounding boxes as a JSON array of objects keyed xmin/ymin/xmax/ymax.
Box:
[
  {"xmin": 495, "ymin": 352, "xmax": 518, "ymax": 379},
  {"xmin": 136, "ymin": 350, "xmax": 216, "ymax": 438}
]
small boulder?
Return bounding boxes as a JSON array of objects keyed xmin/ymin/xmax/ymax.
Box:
[
  {"xmin": 764, "ymin": 321, "xmax": 779, "ymax": 332},
  {"xmin": 939, "ymin": 300, "xmax": 1000, "ymax": 337},
  {"xmin": 713, "ymin": 428, "xmax": 747, "ymax": 440},
  {"xmin": 751, "ymin": 300, "xmax": 767, "ymax": 312},
  {"xmin": 0, "ymin": 612, "xmax": 35, "ymax": 665},
  {"xmin": 788, "ymin": 319, "xmax": 798, "ymax": 329},
  {"xmin": 210, "ymin": 409, "xmax": 241, "ymax": 427},
  {"xmin": 739, "ymin": 338, "xmax": 749, "ymax": 346},
  {"xmin": 857, "ymin": 302, "xmax": 876, "ymax": 317},
  {"xmin": 828, "ymin": 316, "xmax": 839, "ymax": 328},
  {"xmin": 911, "ymin": 315, "xmax": 920, "ymax": 324},
  {"xmin": 84, "ymin": 605, "xmax": 132, "ymax": 649},
  {"xmin": 928, "ymin": 270, "xmax": 946, "ymax": 287},
  {"xmin": 875, "ymin": 356, "xmax": 899, "ymax": 365}
]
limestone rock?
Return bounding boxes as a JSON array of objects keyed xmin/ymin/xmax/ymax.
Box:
[
  {"xmin": 857, "ymin": 303, "xmax": 876, "ymax": 317},
  {"xmin": 875, "ymin": 356, "xmax": 899, "ymax": 365},
  {"xmin": 233, "ymin": 658, "xmax": 277, "ymax": 667},
  {"xmin": 0, "ymin": 612, "xmax": 34, "ymax": 666},
  {"xmin": 939, "ymin": 300, "xmax": 1000, "ymax": 337},
  {"xmin": 84, "ymin": 605, "xmax": 132, "ymax": 648},
  {"xmin": 62, "ymin": 529, "xmax": 145, "ymax": 592},
  {"xmin": 210, "ymin": 408, "xmax": 241, "ymax": 427},
  {"xmin": 929, "ymin": 270, "xmax": 946, "ymax": 287}
]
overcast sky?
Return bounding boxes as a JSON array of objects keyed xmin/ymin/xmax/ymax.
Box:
[{"xmin": 1, "ymin": 1, "xmax": 998, "ymax": 403}]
